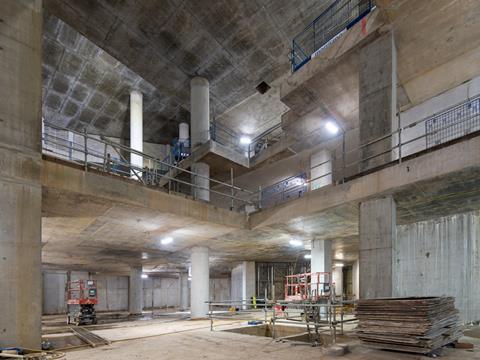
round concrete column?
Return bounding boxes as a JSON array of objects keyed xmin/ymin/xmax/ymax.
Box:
[
  {"xmin": 190, "ymin": 247, "xmax": 209, "ymax": 319},
  {"xmin": 191, "ymin": 162, "xmax": 210, "ymax": 202},
  {"xmin": 179, "ymin": 122, "xmax": 189, "ymax": 145},
  {"xmin": 179, "ymin": 272, "xmax": 189, "ymax": 311},
  {"xmin": 129, "ymin": 266, "xmax": 143, "ymax": 315},
  {"xmin": 190, "ymin": 77, "xmax": 210, "ymax": 149},
  {"xmin": 130, "ymin": 90, "xmax": 143, "ymax": 173}
]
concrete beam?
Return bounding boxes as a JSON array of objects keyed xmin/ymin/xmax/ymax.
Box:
[
  {"xmin": 41, "ymin": 157, "xmax": 248, "ymax": 229},
  {"xmin": 250, "ymin": 135, "xmax": 480, "ymax": 229}
]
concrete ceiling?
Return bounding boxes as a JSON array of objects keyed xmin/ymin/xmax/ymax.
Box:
[{"xmin": 43, "ymin": 0, "xmax": 336, "ymax": 143}]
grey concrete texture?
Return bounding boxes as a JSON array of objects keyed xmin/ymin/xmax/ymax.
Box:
[
  {"xmin": 42, "ymin": 13, "xmax": 180, "ymax": 143},
  {"xmin": 43, "ymin": 0, "xmax": 336, "ymax": 144},
  {"xmin": 359, "ymin": 196, "xmax": 396, "ymax": 299},
  {"xmin": 395, "ymin": 210, "xmax": 480, "ymax": 323},
  {"xmin": 39, "ymin": 133, "xmax": 480, "ymax": 275},
  {"xmin": 0, "ymin": 0, "xmax": 43, "ymax": 349}
]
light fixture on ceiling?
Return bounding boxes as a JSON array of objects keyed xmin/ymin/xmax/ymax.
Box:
[
  {"xmin": 289, "ymin": 239, "xmax": 303, "ymax": 247},
  {"xmin": 325, "ymin": 121, "xmax": 339, "ymax": 135},
  {"xmin": 141, "ymin": 274, "xmax": 148, "ymax": 279},
  {"xmin": 304, "ymin": 254, "xmax": 312, "ymax": 259},
  {"xmin": 334, "ymin": 262, "xmax": 345, "ymax": 268},
  {"xmin": 161, "ymin": 237, "xmax": 173, "ymax": 245},
  {"xmin": 240, "ymin": 136, "xmax": 252, "ymax": 145}
]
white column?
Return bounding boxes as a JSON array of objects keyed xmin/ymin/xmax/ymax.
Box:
[
  {"xmin": 179, "ymin": 122, "xmax": 190, "ymax": 145},
  {"xmin": 179, "ymin": 272, "xmax": 189, "ymax": 311},
  {"xmin": 130, "ymin": 90, "xmax": 143, "ymax": 173},
  {"xmin": 129, "ymin": 266, "xmax": 143, "ymax": 315},
  {"xmin": 242, "ymin": 261, "xmax": 256, "ymax": 309},
  {"xmin": 310, "ymin": 149, "xmax": 332, "ymax": 190},
  {"xmin": 190, "ymin": 77, "xmax": 210, "ymax": 149},
  {"xmin": 191, "ymin": 162, "xmax": 210, "ymax": 202},
  {"xmin": 190, "ymin": 246, "xmax": 209, "ymax": 319},
  {"xmin": 311, "ymin": 239, "xmax": 332, "ymax": 296}
]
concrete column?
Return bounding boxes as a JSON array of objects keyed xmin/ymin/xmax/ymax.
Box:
[
  {"xmin": 179, "ymin": 272, "xmax": 189, "ymax": 311},
  {"xmin": 179, "ymin": 122, "xmax": 189, "ymax": 145},
  {"xmin": 129, "ymin": 266, "xmax": 143, "ymax": 315},
  {"xmin": 0, "ymin": 0, "xmax": 43, "ymax": 349},
  {"xmin": 130, "ymin": 90, "xmax": 143, "ymax": 173},
  {"xmin": 191, "ymin": 162, "xmax": 210, "ymax": 202},
  {"xmin": 332, "ymin": 266, "xmax": 343, "ymax": 296},
  {"xmin": 311, "ymin": 239, "xmax": 332, "ymax": 296},
  {"xmin": 231, "ymin": 261, "xmax": 256, "ymax": 309},
  {"xmin": 359, "ymin": 196, "xmax": 396, "ymax": 299},
  {"xmin": 310, "ymin": 149, "xmax": 332, "ymax": 190},
  {"xmin": 190, "ymin": 246, "xmax": 209, "ymax": 319},
  {"xmin": 352, "ymin": 260, "xmax": 360, "ymax": 300},
  {"xmin": 359, "ymin": 31, "xmax": 397, "ymax": 171},
  {"xmin": 190, "ymin": 77, "xmax": 210, "ymax": 149}
]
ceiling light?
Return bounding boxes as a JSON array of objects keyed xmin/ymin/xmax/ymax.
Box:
[
  {"xmin": 325, "ymin": 121, "xmax": 339, "ymax": 135},
  {"xmin": 141, "ymin": 274, "xmax": 148, "ymax": 279},
  {"xmin": 289, "ymin": 239, "xmax": 303, "ymax": 247},
  {"xmin": 240, "ymin": 136, "xmax": 252, "ymax": 145},
  {"xmin": 161, "ymin": 237, "xmax": 173, "ymax": 245},
  {"xmin": 304, "ymin": 254, "xmax": 312, "ymax": 259},
  {"xmin": 334, "ymin": 262, "xmax": 344, "ymax": 268}
]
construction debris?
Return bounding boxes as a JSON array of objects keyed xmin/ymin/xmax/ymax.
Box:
[{"xmin": 356, "ymin": 297, "xmax": 462, "ymax": 354}]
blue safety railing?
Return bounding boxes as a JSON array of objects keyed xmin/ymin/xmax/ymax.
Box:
[{"xmin": 291, "ymin": 0, "xmax": 375, "ymax": 72}]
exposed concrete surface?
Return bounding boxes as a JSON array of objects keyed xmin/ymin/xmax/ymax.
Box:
[
  {"xmin": 44, "ymin": 0, "xmax": 335, "ymax": 142},
  {"xmin": 0, "ymin": 0, "xmax": 43, "ymax": 349},
  {"xmin": 395, "ymin": 210, "xmax": 480, "ymax": 323},
  {"xmin": 64, "ymin": 319, "xmax": 478, "ymax": 360},
  {"xmin": 250, "ymin": 135, "xmax": 480, "ymax": 229},
  {"xmin": 359, "ymin": 196, "xmax": 396, "ymax": 299}
]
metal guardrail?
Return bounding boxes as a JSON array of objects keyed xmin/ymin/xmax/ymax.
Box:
[
  {"xmin": 43, "ymin": 94, "xmax": 480, "ymax": 212},
  {"xmin": 291, "ymin": 0, "xmax": 375, "ymax": 72},
  {"xmin": 210, "ymin": 121, "xmax": 246, "ymax": 155},
  {"xmin": 42, "ymin": 122, "xmax": 255, "ymax": 205},
  {"xmin": 259, "ymin": 95, "xmax": 480, "ymax": 208}
]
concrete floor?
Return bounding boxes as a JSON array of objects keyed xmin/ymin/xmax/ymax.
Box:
[{"xmin": 53, "ymin": 317, "xmax": 480, "ymax": 360}]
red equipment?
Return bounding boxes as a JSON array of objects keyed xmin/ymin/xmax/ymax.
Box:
[
  {"xmin": 67, "ymin": 280, "xmax": 98, "ymax": 305},
  {"xmin": 66, "ymin": 280, "xmax": 98, "ymax": 325},
  {"xmin": 284, "ymin": 272, "xmax": 332, "ymax": 301}
]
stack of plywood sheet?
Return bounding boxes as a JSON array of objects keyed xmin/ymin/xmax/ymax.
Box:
[{"xmin": 356, "ymin": 297, "xmax": 462, "ymax": 354}]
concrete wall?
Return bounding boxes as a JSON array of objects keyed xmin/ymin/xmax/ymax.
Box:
[
  {"xmin": 397, "ymin": 75, "xmax": 480, "ymax": 158},
  {"xmin": 143, "ymin": 277, "xmax": 179, "ymax": 309},
  {"xmin": 42, "ymin": 271, "xmax": 231, "ymax": 314},
  {"xmin": 231, "ymin": 265, "xmax": 243, "ymax": 302},
  {"xmin": 210, "ymin": 277, "xmax": 231, "ymax": 302},
  {"xmin": 94, "ymin": 275, "xmax": 129, "ymax": 312},
  {"xmin": 394, "ymin": 210, "xmax": 480, "ymax": 323}
]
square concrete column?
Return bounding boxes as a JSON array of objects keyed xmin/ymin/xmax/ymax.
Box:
[
  {"xmin": 129, "ymin": 266, "xmax": 143, "ymax": 315},
  {"xmin": 0, "ymin": 0, "xmax": 43, "ymax": 349},
  {"xmin": 231, "ymin": 261, "xmax": 255, "ymax": 309},
  {"xmin": 311, "ymin": 239, "xmax": 332, "ymax": 296},
  {"xmin": 359, "ymin": 196, "xmax": 396, "ymax": 299},
  {"xmin": 359, "ymin": 30, "xmax": 397, "ymax": 171}
]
